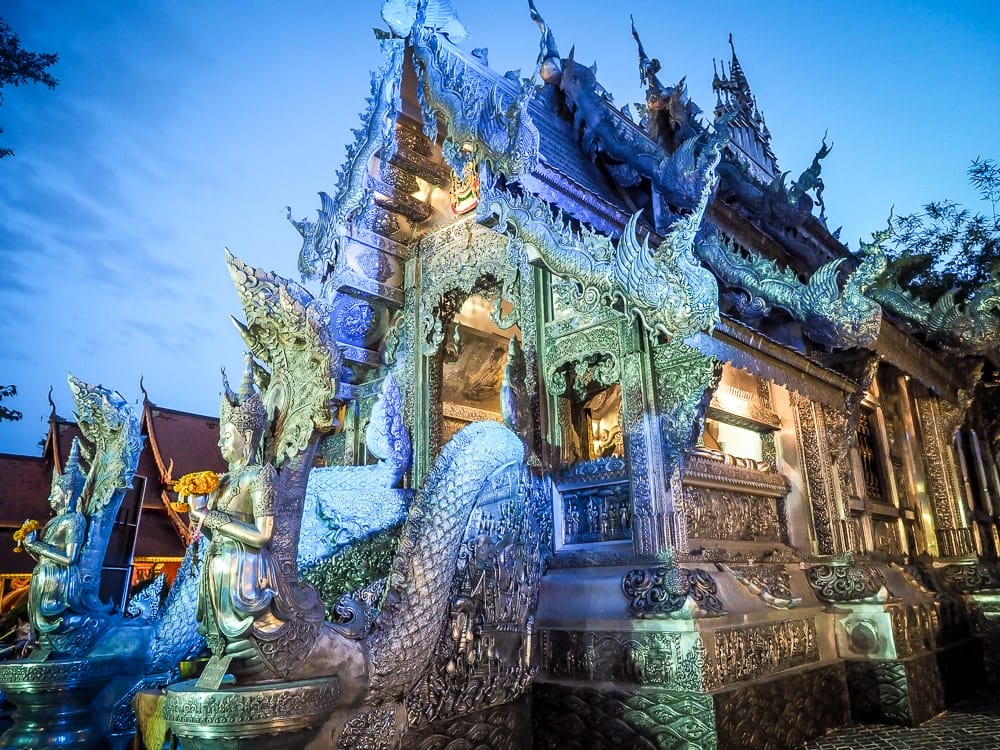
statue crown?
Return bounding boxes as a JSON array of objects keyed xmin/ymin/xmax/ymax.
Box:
[
  {"xmin": 220, "ymin": 355, "xmax": 267, "ymax": 443},
  {"xmin": 53, "ymin": 437, "xmax": 86, "ymax": 510}
]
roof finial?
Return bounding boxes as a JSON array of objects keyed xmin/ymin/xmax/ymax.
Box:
[
  {"xmin": 727, "ymin": 33, "xmax": 749, "ymax": 95},
  {"xmin": 529, "ymin": 0, "xmax": 562, "ymax": 84},
  {"xmin": 631, "ymin": 16, "xmax": 665, "ymax": 92},
  {"xmin": 711, "ymin": 32, "xmax": 778, "ymax": 176}
]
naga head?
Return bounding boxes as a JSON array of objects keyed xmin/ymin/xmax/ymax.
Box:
[{"xmin": 852, "ymin": 224, "xmax": 891, "ymax": 293}]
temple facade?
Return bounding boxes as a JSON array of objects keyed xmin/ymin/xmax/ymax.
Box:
[
  {"xmin": 3, "ymin": 4, "xmax": 1000, "ymax": 749},
  {"xmin": 277, "ymin": 3, "xmax": 1000, "ymax": 747}
]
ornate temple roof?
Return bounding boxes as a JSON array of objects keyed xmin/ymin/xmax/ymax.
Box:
[
  {"xmin": 301, "ymin": 2, "xmax": 997, "ymax": 369},
  {"xmin": 713, "ymin": 34, "xmax": 778, "ymax": 184}
]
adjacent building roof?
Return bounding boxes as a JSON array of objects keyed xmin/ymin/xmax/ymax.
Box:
[
  {"xmin": 0, "ymin": 392, "xmax": 225, "ymax": 572},
  {"xmin": 0, "ymin": 453, "xmax": 54, "ymax": 575},
  {"xmin": 43, "ymin": 416, "xmax": 82, "ymax": 477},
  {"xmin": 0, "ymin": 453, "xmax": 52, "ymax": 530},
  {"xmin": 140, "ymin": 399, "xmax": 225, "ymax": 545}
]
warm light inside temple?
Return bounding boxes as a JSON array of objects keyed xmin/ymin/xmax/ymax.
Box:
[{"xmin": 703, "ymin": 418, "xmax": 763, "ymax": 462}]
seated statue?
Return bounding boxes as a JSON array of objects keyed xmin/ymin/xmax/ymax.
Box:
[
  {"xmin": 184, "ymin": 363, "xmax": 326, "ymax": 683},
  {"xmin": 22, "ymin": 438, "xmax": 95, "ymax": 655}
]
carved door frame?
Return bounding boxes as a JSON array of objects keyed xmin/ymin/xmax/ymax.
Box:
[{"xmin": 404, "ymin": 221, "xmax": 536, "ymax": 485}]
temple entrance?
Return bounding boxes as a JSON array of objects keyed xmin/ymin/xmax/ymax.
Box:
[
  {"xmin": 557, "ymin": 382, "xmax": 624, "ymax": 464},
  {"xmin": 440, "ymin": 294, "xmax": 520, "ymax": 443}
]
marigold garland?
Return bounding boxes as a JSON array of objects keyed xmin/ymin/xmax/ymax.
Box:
[
  {"xmin": 12, "ymin": 519, "xmax": 41, "ymax": 552},
  {"xmin": 170, "ymin": 471, "xmax": 220, "ymax": 514},
  {"xmin": 173, "ymin": 471, "xmax": 220, "ymax": 496}
]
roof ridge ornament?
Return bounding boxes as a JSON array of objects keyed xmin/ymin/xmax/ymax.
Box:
[
  {"xmin": 380, "ymin": 0, "xmax": 466, "ymax": 42},
  {"xmin": 46, "ymin": 384, "xmax": 58, "ymax": 421},
  {"xmin": 560, "ymin": 48, "xmax": 725, "ymax": 219},
  {"xmin": 631, "ymin": 15, "xmax": 660, "ymax": 90},
  {"xmin": 631, "ymin": 16, "xmax": 702, "ymax": 153},
  {"xmin": 713, "ymin": 34, "xmax": 778, "ymax": 180},
  {"xmin": 529, "ymin": 0, "xmax": 562, "ymax": 84},
  {"xmin": 695, "ymin": 230, "xmax": 885, "ymax": 350},
  {"xmin": 410, "ymin": 9, "xmax": 540, "ymax": 177}
]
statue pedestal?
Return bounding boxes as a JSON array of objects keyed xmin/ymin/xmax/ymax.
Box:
[
  {"xmin": 834, "ymin": 602, "xmax": 945, "ymax": 725},
  {"xmin": 0, "ymin": 655, "xmax": 120, "ymax": 749},
  {"xmin": 164, "ymin": 677, "xmax": 340, "ymax": 750}
]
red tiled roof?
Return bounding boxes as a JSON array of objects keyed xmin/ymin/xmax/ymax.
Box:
[
  {"xmin": 135, "ymin": 450, "xmax": 164, "ymax": 511},
  {"xmin": 143, "ymin": 405, "xmax": 224, "ymax": 482},
  {"xmin": 0, "ymin": 454, "xmax": 54, "ymax": 528},
  {"xmin": 0, "ymin": 454, "xmax": 54, "ymax": 575},
  {"xmin": 142, "ymin": 402, "xmax": 224, "ymax": 543}
]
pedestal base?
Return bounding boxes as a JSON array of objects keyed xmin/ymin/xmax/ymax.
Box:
[
  {"xmin": 937, "ymin": 637, "xmax": 986, "ymax": 703},
  {"xmin": 402, "ymin": 698, "xmax": 531, "ymax": 749},
  {"xmin": 164, "ymin": 677, "xmax": 340, "ymax": 750},
  {"xmin": 532, "ymin": 681, "xmax": 717, "ymax": 750},
  {"xmin": 532, "ymin": 661, "xmax": 850, "ymax": 750},
  {"xmin": 844, "ymin": 651, "xmax": 945, "ymax": 726},
  {"xmin": 0, "ymin": 655, "xmax": 120, "ymax": 749},
  {"xmin": 714, "ymin": 662, "xmax": 849, "ymax": 748},
  {"xmin": 978, "ymin": 635, "xmax": 1000, "ymax": 688}
]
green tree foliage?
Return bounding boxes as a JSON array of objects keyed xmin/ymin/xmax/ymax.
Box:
[
  {"xmin": 884, "ymin": 158, "xmax": 1000, "ymax": 301},
  {"xmin": 0, "ymin": 384, "xmax": 23, "ymax": 422},
  {"xmin": 0, "ymin": 17, "xmax": 59, "ymax": 158}
]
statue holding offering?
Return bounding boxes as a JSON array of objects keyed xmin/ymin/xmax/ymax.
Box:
[
  {"xmin": 182, "ymin": 359, "xmax": 326, "ymax": 685},
  {"xmin": 22, "ymin": 438, "xmax": 90, "ymax": 654}
]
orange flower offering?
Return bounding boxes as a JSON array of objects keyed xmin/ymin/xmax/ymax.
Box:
[
  {"xmin": 173, "ymin": 471, "xmax": 221, "ymax": 497},
  {"xmin": 170, "ymin": 471, "xmax": 221, "ymax": 513},
  {"xmin": 12, "ymin": 519, "xmax": 42, "ymax": 552}
]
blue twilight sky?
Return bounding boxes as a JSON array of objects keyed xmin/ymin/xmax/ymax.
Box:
[{"xmin": 1, "ymin": 1, "xmax": 998, "ymax": 455}]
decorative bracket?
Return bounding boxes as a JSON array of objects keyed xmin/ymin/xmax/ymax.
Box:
[
  {"xmin": 804, "ymin": 556, "xmax": 890, "ymax": 603},
  {"xmin": 622, "ymin": 551, "xmax": 726, "ymax": 619}
]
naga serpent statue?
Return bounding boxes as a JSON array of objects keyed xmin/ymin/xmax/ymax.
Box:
[
  {"xmin": 20, "ymin": 376, "xmax": 144, "ymax": 659},
  {"xmin": 0, "ymin": 376, "xmax": 205, "ymax": 747},
  {"xmin": 867, "ymin": 261, "xmax": 1000, "ymax": 353},
  {"xmin": 694, "ymin": 225, "xmax": 887, "ymax": 350},
  {"xmin": 164, "ymin": 253, "xmax": 548, "ymax": 748}
]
